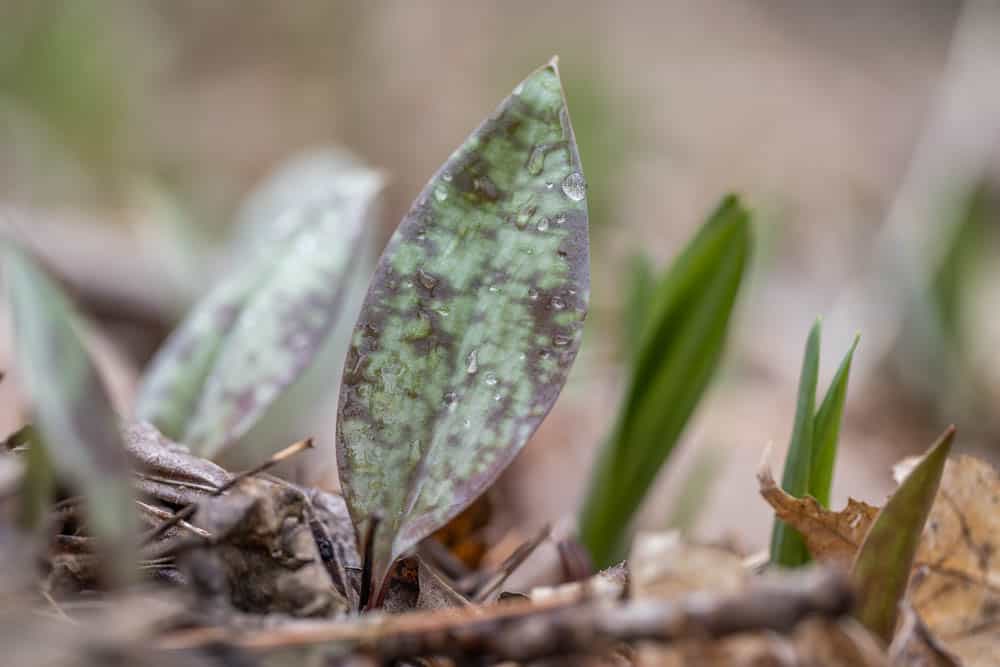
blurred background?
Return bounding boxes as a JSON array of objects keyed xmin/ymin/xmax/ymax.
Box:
[{"xmin": 1, "ymin": 0, "xmax": 999, "ymax": 554}]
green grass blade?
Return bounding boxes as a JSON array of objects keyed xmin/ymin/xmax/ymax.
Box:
[
  {"xmin": 622, "ymin": 252, "xmax": 655, "ymax": 363},
  {"xmin": 809, "ymin": 335, "xmax": 859, "ymax": 508},
  {"xmin": 769, "ymin": 319, "xmax": 821, "ymax": 568},
  {"xmin": 578, "ymin": 195, "xmax": 751, "ymax": 567},
  {"xmin": 852, "ymin": 426, "xmax": 954, "ymax": 643}
]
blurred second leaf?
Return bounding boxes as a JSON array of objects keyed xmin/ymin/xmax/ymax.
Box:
[
  {"xmin": 3, "ymin": 247, "xmax": 135, "ymax": 584},
  {"xmin": 135, "ymin": 155, "xmax": 384, "ymax": 460}
]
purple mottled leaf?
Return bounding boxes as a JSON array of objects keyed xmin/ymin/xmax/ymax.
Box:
[
  {"xmin": 336, "ymin": 59, "xmax": 590, "ymax": 599},
  {"xmin": 136, "ymin": 161, "xmax": 383, "ymax": 459}
]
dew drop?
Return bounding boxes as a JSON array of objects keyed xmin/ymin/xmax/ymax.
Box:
[
  {"xmin": 441, "ymin": 171, "xmax": 453, "ymax": 182},
  {"xmin": 526, "ymin": 145, "xmax": 546, "ymax": 175},
  {"xmin": 466, "ymin": 349, "xmax": 479, "ymax": 374},
  {"xmin": 528, "ymin": 288, "xmax": 539, "ymax": 301},
  {"xmin": 537, "ymin": 217, "xmax": 550, "ymax": 232},
  {"xmin": 545, "ymin": 182, "xmax": 555, "ymax": 190},
  {"xmin": 493, "ymin": 392, "xmax": 502, "ymax": 402},
  {"xmin": 488, "ymin": 285, "xmax": 500, "ymax": 293},
  {"xmin": 434, "ymin": 186, "xmax": 448, "ymax": 202},
  {"xmin": 554, "ymin": 214, "xmax": 567, "ymax": 225},
  {"xmin": 518, "ymin": 352, "xmax": 527, "ymax": 361},
  {"xmin": 553, "ymin": 334, "xmax": 572, "ymax": 347},
  {"xmin": 435, "ymin": 307, "xmax": 450, "ymax": 318},
  {"xmin": 463, "ymin": 417, "xmax": 472, "ymax": 429},
  {"xmin": 484, "ymin": 372, "xmax": 498, "ymax": 386},
  {"xmin": 550, "ymin": 295, "xmax": 566, "ymax": 310},
  {"xmin": 561, "ymin": 172, "xmax": 587, "ymax": 201},
  {"xmin": 443, "ymin": 391, "xmax": 458, "ymax": 411}
]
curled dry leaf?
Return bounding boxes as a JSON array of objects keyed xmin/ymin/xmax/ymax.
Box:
[
  {"xmin": 758, "ymin": 458, "xmax": 879, "ymax": 569},
  {"xmin": 337, "ymin": 58, "xmax": 590, "ymax": 599},
  {"xmin": 909, "ymin": 455, "xmax": 1000, "ymax": 666}
]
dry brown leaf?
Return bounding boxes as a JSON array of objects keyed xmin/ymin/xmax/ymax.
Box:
[
  {"xmin": 630, "ymin": 531, "xmax": 745, "ymax": 599},
  {"xmin": 888, "ymin": 604, "xmax": 961, "ymax": 667},
  {"xmin": 630, "ymin": 532, "xmax": 885, "ymax": 666},
  {"xmin": 758, "ymin": 461, "xmax": 880, "ymax": 568},
  {"xmin": 909, "ymin": 455, "xmax": 1000, "ymax": 666},
  {"xmin": 761, "ymin": 451, "xmax": 1000, "ymax": 665}
]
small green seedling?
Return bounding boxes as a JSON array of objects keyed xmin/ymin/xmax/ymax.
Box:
[{"xmin": 770, "ymin": 320, "xmax": 858, "ymax": 567}]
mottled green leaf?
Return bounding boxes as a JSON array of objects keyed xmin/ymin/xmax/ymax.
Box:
[
  {"xmin": 770, "ymin": 320, "xmax": 821, "ymax": 568},
  {"xmin": 3, "ymin": 246, "xmax": 135, "ymax": 584},
  {"xmin": 810, "ymin": 335, "xmax": 859, "ymax": 508},
  {"xmin": 135, "ymin": 162, "xmax": 383, "ymax": 459},
  {"xmin": 579, "ymin": 196, "xmax": 751, "ymax": 568},
  {"xmin": 337, "ymin": 59, "xmax": 590, "ymax": 598},
  {"xmin": 852, "ymin": 426, "xmax": 955, "ymax": 643}
]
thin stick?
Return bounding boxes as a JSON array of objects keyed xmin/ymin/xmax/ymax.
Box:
[{"xmin": 157, "ymin": 567, "xmax": 854, "ymax": 663}]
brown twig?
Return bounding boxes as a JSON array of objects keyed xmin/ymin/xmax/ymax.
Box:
[{"xmin": 158, "ymin": 567, "xmax": 853, "ymax": 663}]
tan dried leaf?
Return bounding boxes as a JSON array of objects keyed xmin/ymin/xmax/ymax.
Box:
[
  {"xmin": 888, "ymin": 604, "xmax": 961, "ymax": 667},
  {"xmin": 758, "ymin": 461, "xmax": 880, "ymax": 568},
  {"xmin": 638, "ymin": 617, "xmax": 886, "ymax": 666},
  {"xmin": 630, "ymin": 531, "xmax": 745, "ymax": 600},
  {"xmin": 910, "ymin": 455, "xmax": 1000, "ymax": 666}
]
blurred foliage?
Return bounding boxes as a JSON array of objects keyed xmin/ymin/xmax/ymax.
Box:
[
  {"xmin": 3, "ymin": 246, "xmax": 136, "ymax": 584},
  {"xmin": 579, "ymin": 196, "xmax": 751, "ymax": 568},
  {"xmin": 0, "ymin": 2, "xmax": 154, "ymax": 200}
]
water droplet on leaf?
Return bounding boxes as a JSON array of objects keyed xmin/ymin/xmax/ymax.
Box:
[
  {"xmin": 434, "ymin": 186, "xmax": 448, "ymax": 202},
  {"xmin": 484, "ymin": 372, "xmax": 498, "ymax": 386},
  {"xmin": 537, "ymin": 218, "xmax": 550, "ymax": 232},
  {"xmin": 561, "ymin": 172, "xmax": 586, "ymax": 201},
  {"xmin": 550, "ymin": 295, "xmax": 566, "ymax": 310},
  {"xmin": 466, "ymin": 350, "xmax": 479, "ymax": 374},
  {"xmin": 526, "ymin": 145, "xmax": 546, "ymax": 175}
]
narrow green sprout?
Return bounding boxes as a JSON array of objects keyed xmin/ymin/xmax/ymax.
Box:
[
  {"xmin": 579, "ymin": 196, "xmax": 751, "ymax": 568},
  {"xmin": 770, "ymin": 322, "xmax": 859, "ymax": 567},
  {"xmin": 852, "ymin": 426, "xmax": 954, "ymax": 643}
]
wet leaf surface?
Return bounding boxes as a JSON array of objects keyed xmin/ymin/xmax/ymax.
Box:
[{"xmin": 336, "ymin": 59, "xmax": 590, "ymax": 597}]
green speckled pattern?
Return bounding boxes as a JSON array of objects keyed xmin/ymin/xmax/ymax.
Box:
[
  {"xmin": 136, "ymin": 167, "xmax": 383, "ymax": 459},
  {"xmin": 336, "ymin": 60, "xmax": 590, "ymax": 594},
  {"xmin": 3, "ymin": 246, "xmax": 135, "ymax": 584}
]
